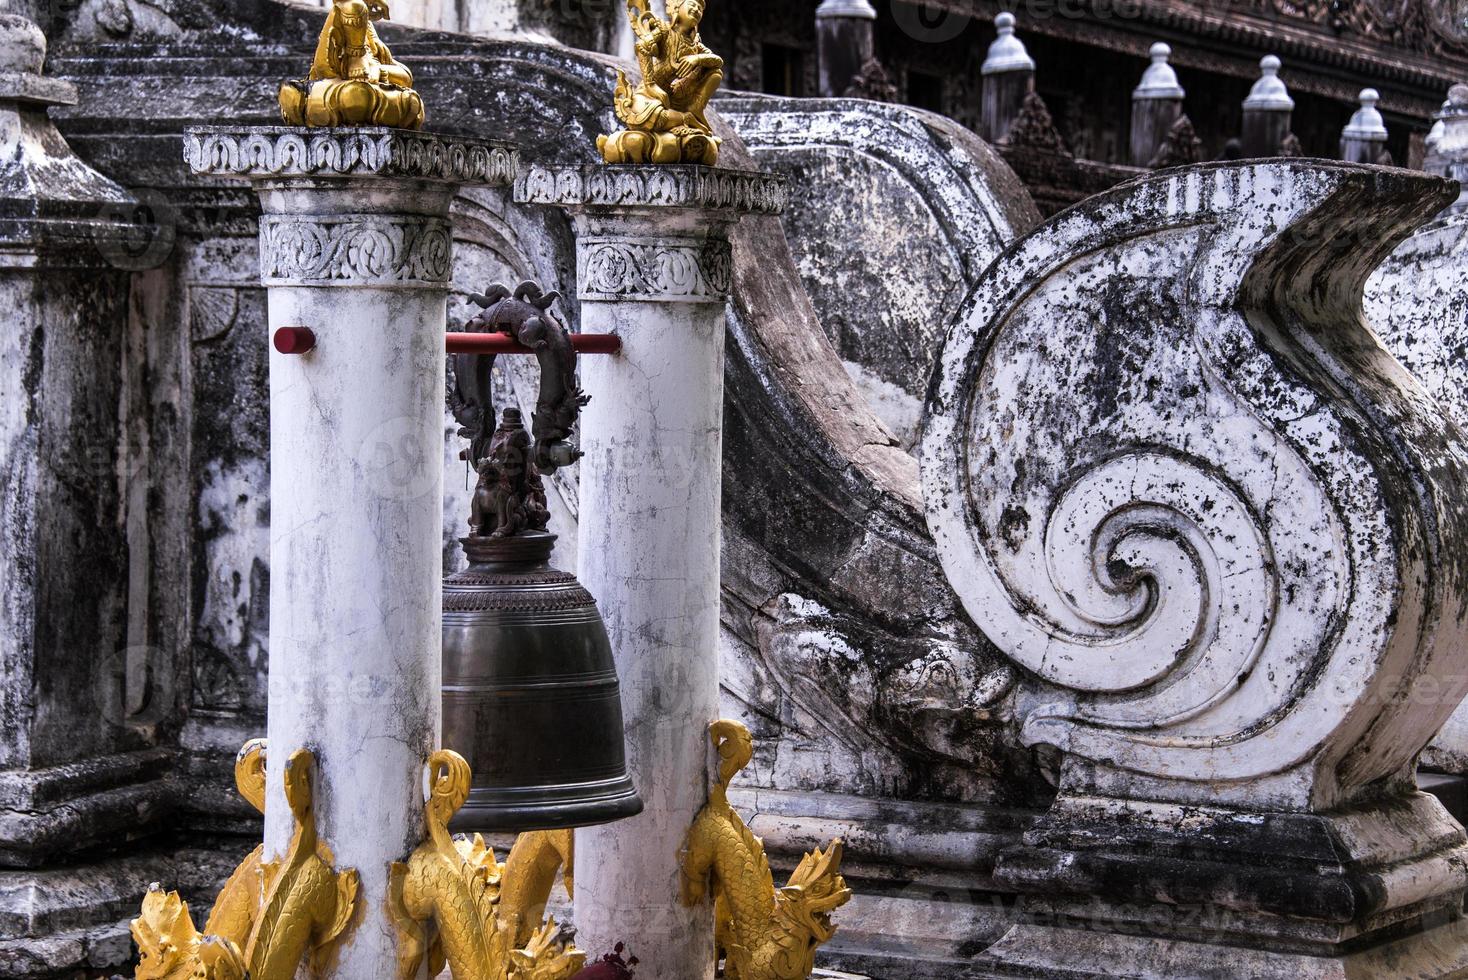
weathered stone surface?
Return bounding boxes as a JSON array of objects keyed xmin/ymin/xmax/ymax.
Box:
[
  {"xmin": 923, "ymin": 160, "xmax": 1468, "ymax": 975},
  {"xmin": 0, "ymin": 6, "xmax": 169, "ymax": 886},
  {"xmin": 1365, "ymin": 122, "xmax": 1467, "ymax": 777},
  {"xmin": 715, "ymin": 96, "xmax": 1039, "ymax": 450},
  {"xmin": 0, "ymin": 844, "xmax": 241, "ymax": 976}
]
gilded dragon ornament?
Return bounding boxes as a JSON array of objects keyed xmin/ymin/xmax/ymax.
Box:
[
  {"xmin": 599, "ymin": 0, "xmax": 724, "ymax": 165},
  {"xmin": 390, "ymin": 749, "xmax": 586, "ymax": 980},
  {"xmin": 131, "ymin": 741, "xmax": 360, "ymax": 980},
  {"xmin": 681, "ymin": 721, "xmax": 852, "ymax": 980}
]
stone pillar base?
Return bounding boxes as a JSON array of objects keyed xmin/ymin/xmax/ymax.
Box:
[{"xmin": 973, "ymin": 792, "xmax": 1468, "ymax": 979}]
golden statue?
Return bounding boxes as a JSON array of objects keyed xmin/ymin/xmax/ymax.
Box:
[
  {"xmin": 130, "ymin": 742, "xmax": 360, "ymax": 980},
  {"xmin": 389, "ymin": 750, "xmax": 586, "ymax": 980},
  {"xmin": 279, "ymin": 0, "xmax": 425, "ymax": 129},
  {"xmin": 681, "ymin": 721, "xmax": 853, "ymax": 980},
  {"xmin": 599, "ymin": 0, "xmax": 724, "ymax": 166}
]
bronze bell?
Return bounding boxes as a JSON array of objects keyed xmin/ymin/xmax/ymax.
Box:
[{"xmin": 443, "ymin": 282, "xmax": 641, "ymax": 833}]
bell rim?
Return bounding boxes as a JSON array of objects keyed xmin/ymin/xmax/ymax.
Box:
[{"xmin": 448, "ymin": 778, "xmax": 644, "ymax": 833}]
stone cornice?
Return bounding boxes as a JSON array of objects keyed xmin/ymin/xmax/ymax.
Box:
[
  {"xmin": 183, "ymin": 126, "xmax": 518, "ymax": 186},
  {"xmin": 514, "ymin": 164, "xmax": 787, "ymax": 216}
]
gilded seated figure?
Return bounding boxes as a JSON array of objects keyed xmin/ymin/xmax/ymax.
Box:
[
  {"xmin": 599, "ymin": 0, "xmax": 724, "ymax": 166},
  {"xmin": 279, "ymin": 0, "xmax": 425, "ymax": 130}
]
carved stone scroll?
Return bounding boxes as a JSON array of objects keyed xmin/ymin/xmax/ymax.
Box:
[
  {"xmin": 922, "ymin": 161, "xmax": 1468, "ymax": 973},
  {"xmin": 924, "ymin": 161, "xmax": 1466, "ymax": 806}
]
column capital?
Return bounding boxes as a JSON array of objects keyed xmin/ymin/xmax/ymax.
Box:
[
  {"xmin": 184, "ymin": 126, "xmax": 519, "ymax": 188},
  {"xmin": 514, "ymin": 164, "xmax": 785, "ymax": 303},
  {"xmin": 514, "ymin": 163, "xmax": 785, "ymax": 217},
  {"xmin": 185, "ymin": 126, "xmax": 517, "ymax": 288}
]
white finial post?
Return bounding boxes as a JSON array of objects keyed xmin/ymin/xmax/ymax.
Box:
[
  {"xmin": 1426, "ymin": 84, "xmax": 1468, "ymax": 208},
  {"xmin": 1340, "ymin": 87, "xmax": 1389, "ymax": 164},
  {"xmin": 980, "ymin": 12, "xmax": 1036, "ymax": 143},
  {"xmin": 1241, "ymin": 54, "xmax": 1295, "ymax": 156},
  {"xmin": 815, "ymin": 0, "xmax": 879, "ymax": 97},
  {"xmin": 1130, "ymin": 42, "xmax": 1187, "ymax": 166}
]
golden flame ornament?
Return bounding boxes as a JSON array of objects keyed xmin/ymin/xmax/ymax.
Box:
[
  {"xmin": 599, "ymin": 0, "xmax": 724, "ymax": 166},
  {"xmin": 279, "ymin": 0, "xmax": 425, "ymax": 129},
  {"xmin": 681, "ymin": 721, "xmax": 853, "ymax": 980}
]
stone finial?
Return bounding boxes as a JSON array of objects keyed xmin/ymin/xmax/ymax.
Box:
[
  {"xmin": 815, "ymin": 0, "xmax": 877, "ymax": 20},
  {"xmin": 1243, "ymin": 54, "xmax": 1294, "ymax": 110},
  {"xmin": 1342, "ymin": 88, "xmax": 1388, "ymax": 140},
  {"xmin": 982, "ymin": 12, "xmax": 1036, "ymax": 75},
  {"xmin": 1429, "ymin": 83, "xmax": 1468, "ymax": 178},
  {"xmin": 1133, "ymin": 42, "xmax": 1184, "ymax": 101},
  {"xmin": 0, "ymin": 12, "xmax": 76, "ymax": 106},
  {"xmin": 0, "ymin": 13, "xmax": 44, "ymax": 76},
  {"xmin": 1428, "ymin": 111, "xmax": 1447, "ymax": 151}
]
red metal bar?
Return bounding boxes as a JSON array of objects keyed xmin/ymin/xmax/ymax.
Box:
[{"xmin": 446, "ymin": 333, "xmax": 622, "ymax": 355}]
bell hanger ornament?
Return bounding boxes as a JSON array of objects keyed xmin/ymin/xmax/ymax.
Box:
[{"xmin": 443, "ymin": 280, "xmax": 642, "ymax": 832}]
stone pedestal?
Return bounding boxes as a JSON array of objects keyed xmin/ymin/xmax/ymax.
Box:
[
  {"xmin": 1340, "ymin": 88, "xmax": 1389, "ymax": 164},
  {"xmin": 1241, "ymin": 55, "xmax": 1294, "ymax": 156},
  {"xmin": 980, "ymin": 13, "xmax": 1035, "ymax": 144},
  {"xmin": 184, "ymin": 126, "xmax": 516, "ymax": 978},
  {"xmin": 922, "ymin": 161, "xmax": 1468, "ymax": 977},
  {"xmin": 0, "ymin": 10, "xmax": 182, "ymax": 975},
  {"xmin": 1129, "ymin": 43, "xmax": 1185, "ymax": 167},
  {"xmin": 0, "ymin": 10, "xmax": 159, "ymax": 868},
  {"xmin": 816, "ymin": 0, "xmax": 878, "ymax": 98},
  {"xmin": 516, "ymin": 164, "xmax": 784, "ymax": 979}
]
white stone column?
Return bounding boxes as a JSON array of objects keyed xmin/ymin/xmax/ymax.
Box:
[
  {"xmin": 516, "ymin": 164, "xmax": 784, "ymax": 979},
  {"xmin": 184, "ymin": 127, "xmax": 516, "ymax": 978}
]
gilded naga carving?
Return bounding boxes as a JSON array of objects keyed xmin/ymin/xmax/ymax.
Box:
[
  {"xmin": 132, "ymin": 743, "xmax": 360, "ymax": 980},
  {"xmin": 681, "ymin": 721, "xmax": 852, "ymax": 980},
  {"xmin": 279, "ymin": 0, "xmax": 425, "ymax": 129},
  {"xmin": 501, "ymin": 829, "xmax": 577, "ymax": 948},
  {"xmin": 599, "ymin": 0, "xmax": 724, "ymax": 166},
  {"xmin": 390, "ymin": 750, "xmax": 585, "ymax": 980}
]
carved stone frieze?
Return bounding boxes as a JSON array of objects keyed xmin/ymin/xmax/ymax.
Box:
[
  {"xmin": 577, "ymin": 234, "xmax": 734, "ymax": 301},
  {"xmin": 514, "ymin": 163, "xmax": 787, "ymax": 216},
  {"xmin": 258, "ymin": 214, "xmax": 453, "ymax": 286},
  {"xmin": 183, "ymin": 126, "xmax": 518, "ymax": 185},
  {"xmin": 1239, "ymin": 0, "xmax": 1468, "ymax": 58}
]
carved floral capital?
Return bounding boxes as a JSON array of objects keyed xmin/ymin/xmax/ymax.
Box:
[
  {"xmin": 577, "ymin": 234, "xmax": 733, "ymax": 302},
  {"xmin": 259, "ymin": 214, "xmax": 452, "ymax": 287},
  {"xmin": 184, "ymin": 126, "xmax": 518, "ymax": 186}
]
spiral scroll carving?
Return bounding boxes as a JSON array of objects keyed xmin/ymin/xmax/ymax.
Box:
[{"xmin": 922, "ymin": 162, "xmax": 1468, "ymax": 801}]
